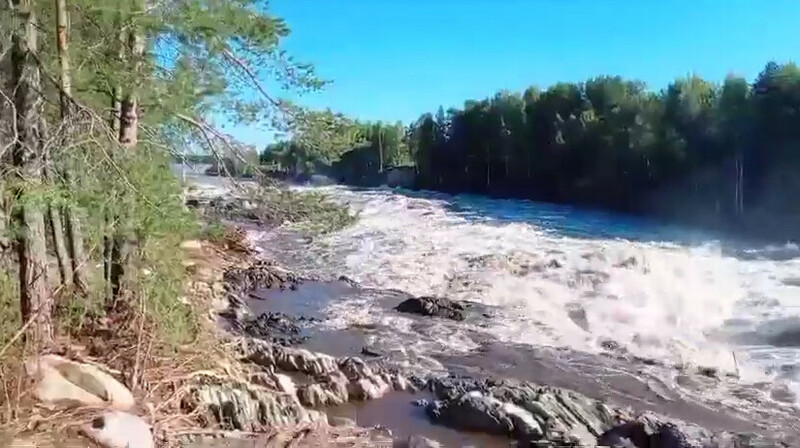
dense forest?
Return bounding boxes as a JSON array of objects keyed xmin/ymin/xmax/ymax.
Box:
[{"xmin": 266, "ymin": 63, "xmax": 800, "ymax": 236}]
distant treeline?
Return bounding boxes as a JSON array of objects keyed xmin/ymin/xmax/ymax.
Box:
[{"xmin": 265, "ymin": 61, "xmax": 800, "ymax": 238}]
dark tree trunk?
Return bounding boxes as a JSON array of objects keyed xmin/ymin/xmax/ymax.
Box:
[
  {"xmin": 41, "ymin": 120, "xmax": 72, "ymax": 289},
  {"xmin": 110, "ymin": 10, "xmax": 144, "ymax": 304},
  {"xmin": 11, "ymin": 0, "xmax": 53, "ymax": 347}
]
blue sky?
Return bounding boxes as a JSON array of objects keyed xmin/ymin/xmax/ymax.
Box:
[{"xmin": 224, "ymin": 0, "xmax": 800, "ymax": 147}]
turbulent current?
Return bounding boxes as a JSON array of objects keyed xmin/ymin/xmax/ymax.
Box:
[{"xmin": 238, "ymin": 182, "xmax": 800, "ymax": 430}]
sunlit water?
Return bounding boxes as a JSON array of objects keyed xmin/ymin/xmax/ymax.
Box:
[{"xmin": 257, "ymin": 185, "xmax": 800, "ymax": 414}]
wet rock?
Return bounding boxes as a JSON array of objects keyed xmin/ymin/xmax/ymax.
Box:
[
  {"xmin": 338, "ymin": 275, "xmax": 361, "ymax": 288},
  {"xmin": 403, "ymin": 435, "xmax": 443, "ymax": 448},
  {"xmin": 245, "ymin": 339, "xmax": 339, "ymax": 376},
  {"xmin": 186, "ymin": 378, "xmax": 324, "ymax": 430},
  {"xmin": 26, "ymin": 355, "xmax": 135, "ymax": 410},
  {"xmin": 615, "ymin": 256, "xmax": 638, "ymax": 269},
  {"xmin": 244, "ymin": 339, "xmax": 409, "ymax": 407},
  {"xmin": 599, "ymin": 338, "xmax": 622, "ymax": 352},
  {"xmin": 361, "ymin": 345, "xmax": 385, "ymax": 358},
  {"xmin": 546, "ymin": 259, "xmax": 563, "ymax": 269},
  {"xmin": 566, "ymin": 303, "xmax": 589, "ymax": 331},
  {"xmin": 425, "ymin": 375, "xmax": 614, "ymax": 445},
  {"xmin": 243, "ymin": 312, "xmax": 307, "ymax": 346},
  {"xmin": 395, "ymin": 296, "xmax": 466, "ymax": 321},
  {"xmin": 696, "ymin": 366, "xmax": 719, "ymax": 378},
  {"xmin": 82, "ymin": 411, "xmax": 153, "ymax": 448},
  {"xmin": 340, "ymin": 357, "xmax": 392, "ymax": 400},
  {"xmin": 224, "ymin": 260, "xmax": 300, "ymax": 294},
  {"xmin": 297, "ymin": 372, "xmax": 350, "ymax": 407},
  {"xmin": 598, "ymin": 421, "xmax": 652, "ymax": 448},
  {"xmin": 426, "ymin": 391, "xmax": 514, "ymax": 436}
]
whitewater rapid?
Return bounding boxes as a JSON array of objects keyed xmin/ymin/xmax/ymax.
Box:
[{"xmin": 272, "ymin": 186, "xmax": 800, "ymax": 409}]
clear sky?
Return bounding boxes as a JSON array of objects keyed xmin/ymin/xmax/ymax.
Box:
[{"xmin": 225, "ymin": 0, "xmax": 800, "ymax": 147}]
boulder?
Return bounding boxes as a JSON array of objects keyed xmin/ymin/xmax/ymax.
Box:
[
  {"xmin": 425, "ymin": 375, "xmax": 614, "ymax": 445},
  {"xmin": 395, "ymin": 296, "xmax": 466, "ymax": 321},
  {"xmin": 245, "ymin": 339, "xmax": 339, "ymax": 376},
  {"xmin": 26, "ymin": 355, "xmax": 134, "ymax": 410},
  {"xmin": 243, "ymin": 312, "xmax": 307, "ymax": 346},
  {"xmin": 187, "ymin": 380, "xmax": 324, "ymax": 431},
  {"xmin": 224, "ymin": 260, "xmax": 300, "ymax": 294},
  {"xmin": 82, "ymin": 411, "xmax": 153, "ymax": 448}
]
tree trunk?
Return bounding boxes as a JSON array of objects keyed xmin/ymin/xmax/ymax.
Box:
[
  {"xmin": 11, "ymin": 0, "xmax": 53, "ymax": 348},
  {"xmin": 118, "ymin": 30, "xmax": 142, "ymax": 148},
  {"xmin": 104, "ymin": 85, "xmax": 121, "ymax": 297},
  {"xmin": 110, "ymin": 11, "xmax": 144, "ymax": 303},
  {"xmin": 378, "ymin": 129, "xmax": 384, "ymax": 174},
  {"xmin": 54, "ymin": 0, "xmax": 89, "ymax": 294},
  {"xmin": 47, "ymin": 204, "xmax": 71, "ymax": 287},
  {"xmin": 41, "ymin": 119, "xmax": 72, "ymax": 288}
]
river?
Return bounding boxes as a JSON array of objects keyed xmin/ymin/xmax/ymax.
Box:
[
  {"xmin": 242, "ymin": 184, "xmax": 800, "ymax": 432},
  {"xmin": 180, "ymin": 159, "xmax": 800, "ymax": 433}
]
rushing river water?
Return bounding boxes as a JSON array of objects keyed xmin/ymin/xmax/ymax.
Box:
[
  {"xmin": 247, "ymin": 185, "xmax": 800, "ymax": 428},
  {"xmin": 182, "ymin": 162, "xmax": 800, "ymax": 432}
]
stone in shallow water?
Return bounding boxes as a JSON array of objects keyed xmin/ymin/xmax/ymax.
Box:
[
  {"xmin": 424, "ymin": 375, "xmax": 617, "ymax": 445},
  {"xmin": 395, "ymin": 296, "xmax": 466, "ymax": 321}
]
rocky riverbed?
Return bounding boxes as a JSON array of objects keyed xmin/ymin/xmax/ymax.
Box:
[
  {"xmin": 216, "ymin": 258, "xmax": 796, "ymax": 447},
  {"xmin": 173, "ymin": 187, "xmax": 800, "ymax": 447}
]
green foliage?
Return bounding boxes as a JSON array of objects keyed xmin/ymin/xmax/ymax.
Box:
[
  {"xmin": 266, "ymin": 60, "xmax": 800, "ymax": 235},
  {"xmin": 139, "ymin": 231, "xmax": 199, "ymax": 345},
  {"xmin": 262, "ymin": 109, "xmax": 364, "ymax": 175},
  {"xmin": 0, "ymin": 272, "xmax": 20, "ymax": 350},
  {"xmin": 246, "ymin": 185, "xmax": 356, "ymax": 234}
]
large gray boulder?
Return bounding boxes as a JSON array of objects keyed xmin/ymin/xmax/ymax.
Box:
[{"xmin": 425, "ymin": 375, "xmax": 614, "ymax": 445}]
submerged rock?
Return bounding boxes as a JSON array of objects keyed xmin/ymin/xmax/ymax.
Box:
[
  {"xmin": 395, "ymin": 296, "xmax": 466, "ymax": 321},
  {"xmin": 243, "ymin": 312, "xmax": 308, "ymax": 346},
  {"xmin": 224, "ymin": 260, "xmax": 300, "ymax": 293}
]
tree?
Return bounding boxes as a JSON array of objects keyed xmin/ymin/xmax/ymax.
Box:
[
  {"xmin": 10, "ymin": 0, "xmax": 53, "ymax": 347},
  {"xmin": 53, "ymin": 0, "xmax": 89, "ymax": 293}
]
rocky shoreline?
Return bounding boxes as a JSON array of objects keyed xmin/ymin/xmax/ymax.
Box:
[{"xmin": 197, "ymin": 195, "xmax": 794, "ymax": 447}]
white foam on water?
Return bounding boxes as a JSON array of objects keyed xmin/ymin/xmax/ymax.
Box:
[{"xmin": 301, "ymin": 186, "xmax": 800, "ymax": 407}]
